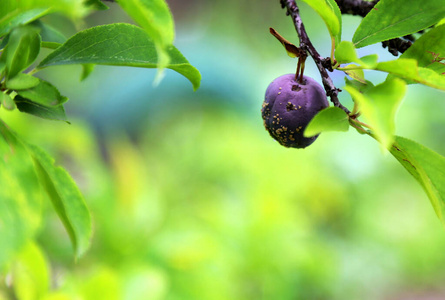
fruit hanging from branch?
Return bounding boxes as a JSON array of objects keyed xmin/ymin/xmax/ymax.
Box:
[
  {"xmin": 262, "ymin": 74, "xmax": 329, "ymax": 148},
  {"xmin": 262, "ymin": 28, "xmax": 327, "ymax": 148}
]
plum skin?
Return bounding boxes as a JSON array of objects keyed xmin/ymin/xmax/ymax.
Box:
[{"xmin": 261, "ymin": 74, "xmax": 329, "ymax": 148}]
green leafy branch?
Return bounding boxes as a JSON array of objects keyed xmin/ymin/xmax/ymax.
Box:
[
  {"xmin": 0, "ymin": 0, "xmax": 201, "ymax": 266},
  {"xmin": 277, "ymin": 0, "xmax": 445, "ymax": 224}
]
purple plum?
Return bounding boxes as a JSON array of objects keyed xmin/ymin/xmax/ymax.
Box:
[{"xmin": 261, "ymin": 74, "xmax": 329, "ymax": 148}]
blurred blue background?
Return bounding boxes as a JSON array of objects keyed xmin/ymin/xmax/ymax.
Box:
[{"xmin": 2, "ymin": 0, "xmax": 445, "ymax": 299}]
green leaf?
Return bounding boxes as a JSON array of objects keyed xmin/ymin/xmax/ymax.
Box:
[
  {"xmin": 335, "ymin": 42, "xmax": 378, "ymax": 68},
  {"xmin": 326, "ymin": 0, "xmax": 342, "ymax": 43},
  {"xmin": 340, "ymin": 58, "xmax": 445, "ymax": 90},
  {"xmin": 359, "ymin": 54, "xmax": 378, "ymax": 68},
  {"xmin": 17, "ymin": 79, "xmax": 68, "ymax": 107},
  {"xmin": 32, "ymin": 20, "xmax": 67, "ymax": 44},
  {"xmin": 41, "ymin": 41, "xmax": 62, "ymax": 49},
  {"xmin": 38, "ymin": 23, "xmax": 201, "ymax": 90},
  {"xmin": 345, "ymin": 78, "xmax": 406, "ymax": 150},
  {"xmin": 116, "ymin": 0, "xmax": 174, "ymax": 71},
  {"xmin": 26, "ymin": 144, "xmax": 92, "ymax": 258},
  {"xmin": 0, "ymin": 0, "xmax": 88, "ymax": 36},
  {"xmin": 1, "ymin": 92, "xmax": 16, "ymax": 110},
  {"xmin": 377, "ymin": 59, "xmax": 445, "ymax": 90},
  {"xmin": 343, "ymin": 67, "xmax": 365, "ymax": 83},
  {"xmin": 301, "ymin": 0, "xmax": 342, "ymax": 46},
  {"xmin": 0, "ymin": 61, "xmax": 5, "ymax": 75},
  {"xmin": 85, "ymin": 0, "xmax": 110, "ymax": 10},
  {"xmin": 81, "ymin": 64, "xmax": 95, "ymax": 81},
  {"xmin": 3, "ymin": 25, "xmax": 41, "ymax": 79},
  {"xmin": 400, "ymin": 24, "xmax": 445, "ymax": 75},
  {"xmin": 304, "ymin": 106, "xmax": 349, "ymax": 137},
  {"xmin": 0, "ymin": 35, "xmax": 9, "ymax": 50},
  {"xmin": 377, "ymin": 59, "xmax": 419, "ymax": 79},
  {"xmin": 0, "ymin": 121, "xmax": 42, "ymax": 269},
  {"xmin": 416, "ymin": 67, "xmax": 445, "ymax": 89},
  {"xmin": 344, "ymin": 77, "xmax": 374, "ymax": 93},
  {"xmin": 335, "ymin": 41, "xmax": 359, "ymax": 64},
  {"xmin": 12, "ymin": 242, "xmax": 50, "ymax": 300},
  {"xmin": 15, "ymin": 95, "xmax": 68, "ymax": 122},
  {"xmin": 390, "ymin": 136, "xmax": 445, "ymax": 223},
  {"xmin": 0, "ymin": 7, "xmax": 49, "ymax": 38},
  {"xmin": 353, "ymin": 0, "xmax": 445, "ymax": 48},
  {"xmin": 6, "ymin": 73, "xmax": 40, "ymax": 90}
]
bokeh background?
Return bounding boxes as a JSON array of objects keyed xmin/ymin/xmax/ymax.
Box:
[{"xmin": 2, "ymin": 1, "xmax": 445, "ymax": 299}]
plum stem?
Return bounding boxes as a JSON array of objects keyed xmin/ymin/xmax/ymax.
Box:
[
  {"xmin": 299, "ymin": 59, "xmax": 305, "ymax": 83},
  {"xmin": 295, "ymin": 53, "xmax": 307, "ymax": 83},
  {"xmin": 280, "ymin": 0, "xmax": 351, "ymax": 114},
  {"xmin": 295, "ymin": 57, "xmax": 301, "ymax": 82}
]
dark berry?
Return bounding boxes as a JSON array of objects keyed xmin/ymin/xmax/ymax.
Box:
[{"xmin": 261, "ymin": 74, "xmax": 329, "ymax": 148}]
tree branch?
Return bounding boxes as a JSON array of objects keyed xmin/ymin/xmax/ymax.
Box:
[
  {"xmin": 280, "ymin": 0, "xmax": 350, "ymax": 114},
  {"xmin": 335, "ymin": 0, "xmax": 378, "ymax": 17},
  {"xmin": 381, "ymin": 37, "xmax": 413, "ymax": 56}
]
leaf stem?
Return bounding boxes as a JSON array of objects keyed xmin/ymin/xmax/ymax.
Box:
[
  {"xmin": 349, "ymin": 119, "xmax": 368, "ymax": 134},
  {"xmin": 350, "ymin": 117, "xmax": 371, "ymax": 129},
  {"xmin": 27, "ymin": 68, "xmax": 38, "ymax": 75},
  {"xmin": 330, "ymin": 37, "xmax": 335, "ymax": 64}
]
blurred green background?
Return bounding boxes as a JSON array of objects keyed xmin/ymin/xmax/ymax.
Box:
[{"xmin": 2, "ymin": 0, "xmax": 445, "ymax": 299}]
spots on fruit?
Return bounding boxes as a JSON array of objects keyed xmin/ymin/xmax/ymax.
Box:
[
  {"xmin": 272, "ymin": 113, "xmax": 282, "ymax": 125},
  {"xmin": 262, "ymin": 74, "xmax": 329, "ymax": 148},
  {"xmin": 261, "ymin": 102, "xmax": 271, "ymax": 117},
  {"xmin": 286, "ymin": 102, "xmax": 297, "ymax": 111},
  {"xmin": 292, "ymin": 85, "xmax": 301, "ymax": 91}
]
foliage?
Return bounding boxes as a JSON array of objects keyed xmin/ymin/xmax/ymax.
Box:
[
  {"xmin": 0, "ymin": 0, "xmax": 199, "ymax": 279},
  {"xmin": 294, "ymin": 0, "xmax": 445, "ymax": 224},
  {"xmin": 37, "ymin": 23, "xmax": 200, "ymax": 90},
  {"xmin": 0, "ymin": 0, "xmax": 445, "ymax": 299}
]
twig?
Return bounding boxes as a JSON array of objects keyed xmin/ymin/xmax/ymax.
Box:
[
  {"xmin": 335, "ymin": 0, "xmax": 378, "ymax": 17},
  {"xmin": 280, "ymin": 0, "xmax": 351, "ymax": 114},
  {"xmin": 382, "ymin": 38, "xmax": 413, "ymax": 56}
]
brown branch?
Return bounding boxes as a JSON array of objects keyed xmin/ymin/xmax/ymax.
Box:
[
  {"xmin": 382, "ymin": 38, "xmax": 413, "ymax": 56},
  {"xmin": 335, "ymin": 0, "xmax": 378, "ymax": 17},
  {"xmin": 280, "ymin": 0, "xmax": 350, "ymax": 114}
]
